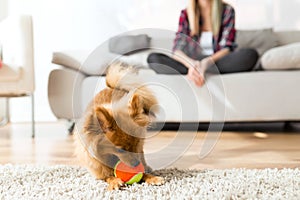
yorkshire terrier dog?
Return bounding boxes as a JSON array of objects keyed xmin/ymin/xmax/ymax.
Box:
[{"xmin": 75, "ymin": 62, "xmax": 164, "ymax": 190}]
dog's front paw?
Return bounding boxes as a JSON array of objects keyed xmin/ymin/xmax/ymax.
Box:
[
  {"xmin": 106, "ymin": 177, "xmax": 124, "ymax": 190},
  {"xmin": 144, "ymin": 165, "xmax": 153, "ymax": 173},
  {"xmin": 143, "ymin": 174, "xmax": 165, "ymax": 186}
]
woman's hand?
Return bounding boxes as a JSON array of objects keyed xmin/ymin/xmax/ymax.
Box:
[
  {"xmin": 187, "ymin": 60, "xmax": 206, "ymax": 87},
  {"xmin": 187, "ymin": 57, "xmax": 213, "ymax": 87}
]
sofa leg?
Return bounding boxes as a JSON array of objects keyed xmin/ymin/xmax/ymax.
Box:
[
  {"xmin": 283, "ymin": 121, "xmax": 299, "ymax": 132},
  {"xmin": 68, "ymin": 122, "xmax": 75, "ymax": 135}
]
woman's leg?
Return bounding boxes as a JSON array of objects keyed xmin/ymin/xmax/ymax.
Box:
[
  {"xmin": 214, "ymin": 48, "xmax": 259, "ymax": 74},
  {"xmin": 147, "ymin": 53, "xmax": 188, "ymax": 74}
]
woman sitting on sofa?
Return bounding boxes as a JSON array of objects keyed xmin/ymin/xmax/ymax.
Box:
[{"xmin": 147, "ymin": 0, "xmax": 259, "ymax": 87}]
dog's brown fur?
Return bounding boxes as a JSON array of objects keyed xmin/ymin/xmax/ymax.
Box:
[{"xmin": 74, "ymin": 62, "xmax": 164, "ymax": 190}]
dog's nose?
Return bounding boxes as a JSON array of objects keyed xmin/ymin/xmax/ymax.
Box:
[{"xmin": 117, "ymin": 148, "xmax": 126, "ymax": 153}]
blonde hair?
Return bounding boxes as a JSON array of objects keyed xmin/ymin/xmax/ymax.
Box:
[{"xmin": 187, "ymin": 0, "xmax": 223, "ymax": 36}]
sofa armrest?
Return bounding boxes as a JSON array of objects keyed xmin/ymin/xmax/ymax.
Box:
[
  {"xmin": 52, "ymin": 47, "xmax": 116, "ymax": 76},
  {"xmin": 48, "ymin": 68, "xmax": 85, "ymax": 119},
  {"xmin": 52, "ymin": 50, "xmax": 90, "ymax": 72}
]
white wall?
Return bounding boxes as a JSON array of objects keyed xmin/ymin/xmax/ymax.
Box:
[
  {"xmin": 229, "ymin": 0, "xmax": 274, "ymax": 30},
  {"xmin": 228, "ymin": 0, "xmax": 300, "ymax": 30},
  {"xmin": 5, "ymin": 0, "xmax": 300, "ymax": 122},
  {"xmin": 274, "ymin": 0, "xmax": 300, "ymax": 31},
  {"xmin": 0, "ymin": 0, "xmax": 8, "ymax": 21}
]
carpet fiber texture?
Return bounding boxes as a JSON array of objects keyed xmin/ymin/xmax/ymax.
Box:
[{"xmin": 0, "ymin": 164, "xmax": 299, "ymax": 200}]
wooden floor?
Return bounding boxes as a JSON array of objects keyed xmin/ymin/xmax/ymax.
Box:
[{"xmin": 0, "ymin": 121, "xmax": 299, "ymax": 170}]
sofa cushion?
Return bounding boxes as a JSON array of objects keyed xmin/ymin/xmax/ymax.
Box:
[
  {"xmin": 261, "ymin": 42, "xmax": 300, "ymax": 70},
  {"xmin": 109, "ymin": 34, "xmax": 151, "ymax": 55},
  {"xmin": 236, "ymin": 29, "xmax": 278, "ymax": 56},
  {"xmin": 274, "ymin": 31, "xmax": 300, "ymax": 46},
  {"xmin": 52, "ymin": 50, "xmax": 116, "ymax": 75}
]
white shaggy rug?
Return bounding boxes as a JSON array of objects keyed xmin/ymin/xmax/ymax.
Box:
[{"xmin": 0, "ymin": 164, "xmax": 299, "ymax": 200}]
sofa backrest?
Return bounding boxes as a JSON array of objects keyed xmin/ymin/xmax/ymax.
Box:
[
  {"xmin": 236, "ymin": 29, "xmax": 300, "ymax": 56},
  {"xmin": 274, "ymin": 31, "xmax": 300, "ymax": 46}
]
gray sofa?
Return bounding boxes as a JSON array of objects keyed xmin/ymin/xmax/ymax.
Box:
[{"xmin": 48, "ymin": 29, "xmax": 300, "ymax": 125}]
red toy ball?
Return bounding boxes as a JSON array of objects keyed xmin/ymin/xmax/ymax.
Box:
[{"xmin": 114, "ymin": 161, "xmax": 145, "ymax": 185}]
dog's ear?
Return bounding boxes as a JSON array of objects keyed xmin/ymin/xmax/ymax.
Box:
[
  {"xmin": 129, "ymin": 94, "xmax": 151, "ymax": 127},
  {"xmin": 95, "ymin": 106, "xmax": 115, "ymax": 132}
]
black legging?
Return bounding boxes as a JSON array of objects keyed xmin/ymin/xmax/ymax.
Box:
[{"xmin": 147, "ymin": 48, "xmax": 259, "ymax": 75}]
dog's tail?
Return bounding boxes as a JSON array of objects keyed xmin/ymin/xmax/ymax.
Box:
[
  {"xmin": 105, "ymin": 61, "xmax": 159, "ymax": 117},
  {"xmin": 106, "ymin": 62, "xmax": 140, "ymax": 91}
]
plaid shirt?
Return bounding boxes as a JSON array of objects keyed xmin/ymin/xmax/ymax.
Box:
[{"xmin": 173, "ymin": 3, "xmax": 236, "ymax": 59}]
